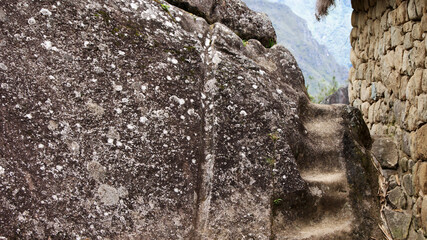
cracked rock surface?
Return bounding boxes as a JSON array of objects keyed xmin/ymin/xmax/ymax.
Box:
[{"xmin": 0, "ymin": 0, "xmax": 379, "ymax": 239}]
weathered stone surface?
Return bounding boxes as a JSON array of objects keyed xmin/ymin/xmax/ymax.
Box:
[
  {"xmin": 0, "ymin": 0, "xmax": 381, "ymax": 239},
  {"xmin": 408, "ymin": 0, "xmax": 420, "ymax": 20},
  {"xmin": 415, "ymin": 162, "xmax": 427, "ymax": 195},
  {"xmin": 388, "ymin": 186, "xmax": 407, "ymax": 209},
  {"xmin": 404, "ymin": 32, "xmax": 414, "ymax": 49},
  {"xmin": 407, "ymin": 68, "xmax": 423, "ymax": 103},
  {"xmin": 321, "ymin": 86, "xmax": 350, "ymax": 105},
  {"xmin": 423, "ymin": 69, "xmax": 427, "ymax": 92},
  {"xmin": 416, "ymin": 125, "xmax": 427, "ymax": 161},
  {"xmin": 400, "ymin": 157, "xmax": 409, "ymax": 172},
  {"xmin": 399, "ymin": 75, "xmax": 408, "ymax": 100},
  {"xmin": 384, "ymin": 208, "xmax": 412, "ymax": 239},
  {"xmin": 403, "ymin": 174, "xmax": 414, "ymax": 196},
  {"xmin": 391, "ymin": 26, "xmax": 404, "ymax": 48},
  {"xmin": 372, "ymin": 137, "xmax": 398, "ymax": 169},
  {"xmin": 412, "ymin": 41, "xmax": 426, "ymax": 68},
  {"xmin": 361, "ymin": 102, "xmax": 370, "ymax": 118},
  {"xmin": 418, "ymin": 94, "xmax": 427, "ymax": 122},
  {"xmin": 412, "ymin": 22, "xmax": 423, "ymax": 40},
  {"xmin": 422, "ymin": 197, "xmax": 427, "ymax": 232},
  {"xmin": 166, "ymin": 0, "xmax": 277, "ymax": 47},
  {"xmin": 396, "ymin": 1, "xmax": 409, "ymax": 25},
  {"xmin": 421, "ymin": 13, "xmax": 427, "ymax": 31}
]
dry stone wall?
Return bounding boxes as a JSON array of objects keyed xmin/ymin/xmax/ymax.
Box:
[{"xmin": 349, "ymin": 0, "xmax": 427, "ymax": 238}]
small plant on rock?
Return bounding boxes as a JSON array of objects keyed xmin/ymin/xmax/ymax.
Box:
[
  {"xmin": 273, "ymin": 198, "xmax": 283, "ymax": 205},
  {"xmin": 161, "ymin": 4, "xmax": 170, "ymax": 12}
]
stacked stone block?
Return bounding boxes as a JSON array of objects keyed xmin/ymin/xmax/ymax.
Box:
[{"xmin": 349, "ymin": 0, "xmax": 427, "ymax": 238}]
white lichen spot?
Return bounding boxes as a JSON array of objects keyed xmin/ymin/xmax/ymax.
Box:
[
  {"xmin": 115, "ymin": 108, "xmax": 122, "ymax": 114},
  {"xmin": 141, "ymin": 85, "xmax": 147, "ymax": 92},
  {"xmin": 86, "ymin": 100, "xmax": 105, "ymax": 116},
  {"xmin": 38, "ymin": 143, "xmax": 45, "ymax": 149},
  {"xmin": 180, "ymin": 115, "xmax": 185, "ymax": 120},
  {"xmin": 170, "ymin": 95, "xmax": 185, "ymax": 105},
  {"xmin": 113, "ymin": 84, "xmax": 123, "ymax": 92},
  {"xmin": 28, "ymin": 17, "xmax": 36, "ymax": 25},
  {"xmin": 40, "ymin": 8, "xmax": 52, "ymax": 16},
  {"xmin": 121, "ymin": 98, "xmax": 129, "ymax": 103},
  {"xmin": 201, "ymin": 93, "xmax": 206, "ymax": 100},
  {"xmin": 48, "ymin": 120, "xmax": 58, "ymax": 131},
  {"xmin": 118, "ymin": 50, "xmax": 125, "ymax": 56},
  {"xmin": 259, "ymin": 70, "xmax": 265, "ymax": 75},
  {"xmin": 97, "ymin": 184, "xmax": 119, "ymax": 206},
  {"xmin": 68, "ymin": 141, "xmax": 80, "ymax": 153},
  {"xmin": 118, "ymin": 186, "xmax": 128, "ymax": 198},
  {"xmin": 212, "ymin": 53, "xmax": 221, "ymax": 64},
  {"xmin": 56, "ymin": 165, "xmax": 63, "ymax": 171},
  {"xmin": 187, "ymin": 108, "xmax": 195, "ymax": 116},
  {"xmin": 0, "ymin": 166, "xmax": 5, "ymax": 176},
  {"xmin": 240, "ymin": 110, "xmax": 247, "ymax": 117},
  {"xmin": 165, "ymin": 21, "xmax": 173, "ymax": 28},
  {"xmin": 175, "ymin": 17, "xmax": 181, "ymax": 22},
  {"xmin": 166, "ymin": 76, "xmax": 172, "ymax": 81},
  {"xmin": 107, "ymin": 138, "xmax": 114, "ymax": 144},
  {"xmin": 173, "ymin": 188, "xmax": 179, "ymax": 193},
  {"xmin": 163, "ymin": 129, "xmax": 168, "ymax": 135},
  {"xmin": 87, "ymin": 160, "xmax": 106, "ymax": 182},
  {"xmin": 52, "ymin": 195, "xmax": 58, "ymax": 200},
  {"xmin": 0, "ymin": 63, "xmax": 8, "ymax": 71},
  {"xmin": 237, "ymin": 76, "xmax": 244, "ymax": 80},
  {"xmin": 192, "ymin": 159, "xmax": 196, "ymax": 164},
  {"xmin": 139, "ymin": 116, "xmax": 148, "ymax": 123},
  {"xmin": 25, "ymin": 113, "xmax": 33, "ymax": 119},
  {"xmin": 116, "ymin": 141, "xmax": 123, "ymax": 147},
  {"xmin": 168, "ymin": 58, "xmax": 178, "ymax": 64},
  {"xmin": 41, "ymin": 40, "xmax": 52, "ymax": 50},
  {"xmin": 91, "ymin": 67, "xmax": 103, "ymax": 74},
  {"xmin": 186, "ymin": 136, "xmax": 191, "ymax": 141},
  {"xmin": 276, "ymin": 89, "xmax": 283, "ymax": 94},
  {"xmin": 282, "ymin": 175, "xmax": 287, "ymax": 179},
  {"xmin": 252, "ymin": 84, "xmax": 258, "ymax": 89},
  {"xmin": 127, "ymin": 124, "xmax": 135, "ymax": 130},
  {"xmin": 130, "ymin": 2, "xmax": 138, "ymax": 10}
]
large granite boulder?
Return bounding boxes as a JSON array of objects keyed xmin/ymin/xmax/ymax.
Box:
[
  {"xmin": 0, "ymin": 0, "xmax": 379, "ymax": 239},
  {"xmin": 165, "ymin": 0, "xmax": 277, "ymax": 47}
]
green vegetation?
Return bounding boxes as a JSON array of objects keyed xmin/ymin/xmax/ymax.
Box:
[
  {"xmin": 161, "ymin": 4, "xmax": 170, "ymax": 12},
  {"xmin": 307, "ymin": 76, "xmax": 339, "ymax": 103},
  {"xmin": 242, "ymin": 40, "xmax": 248, "ymax": 47},
  {"xmin": 268, "ymin": 132, "xmax": 279, "ymax": 142},
  {"xmin": 266, "ymin": 157, "xmax": 275, "ymax": 166},
  {"xmin": 273, "ymin": 198, "xmax": 283, "ymax": 205},
  {"xmin": 266, "ymin": 38, "xmax": 276, "ymax": 48}
]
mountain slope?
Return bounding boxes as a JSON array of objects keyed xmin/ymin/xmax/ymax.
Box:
[
  {"xmin": 280, "ymin": 0, "xmax": 353, "ymax": 68},
  {"xmin": 243, "ymin": 0, "xmax": 349, "ymax": 95}
]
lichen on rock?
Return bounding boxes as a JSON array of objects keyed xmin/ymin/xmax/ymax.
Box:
[{"xmin": 0, "ymin": 0, "xmax": 380, "ymax": 239}]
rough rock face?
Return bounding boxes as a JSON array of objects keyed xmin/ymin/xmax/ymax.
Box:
[
  {"xmin": 0, "ymin": 0, "xmax": 378, "ymax": 239},
  {"xmin": 165, "ymin": 0, "xmax": 277, "ymax": 47},
  {"xmin": 321, "ymin": 86, "xmax": 350, "ymax": 104}
]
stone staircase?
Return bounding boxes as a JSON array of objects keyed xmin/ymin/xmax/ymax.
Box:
[{"xmin": 273, "ymin": 104, "xmax": 379, "ymax": 239}]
